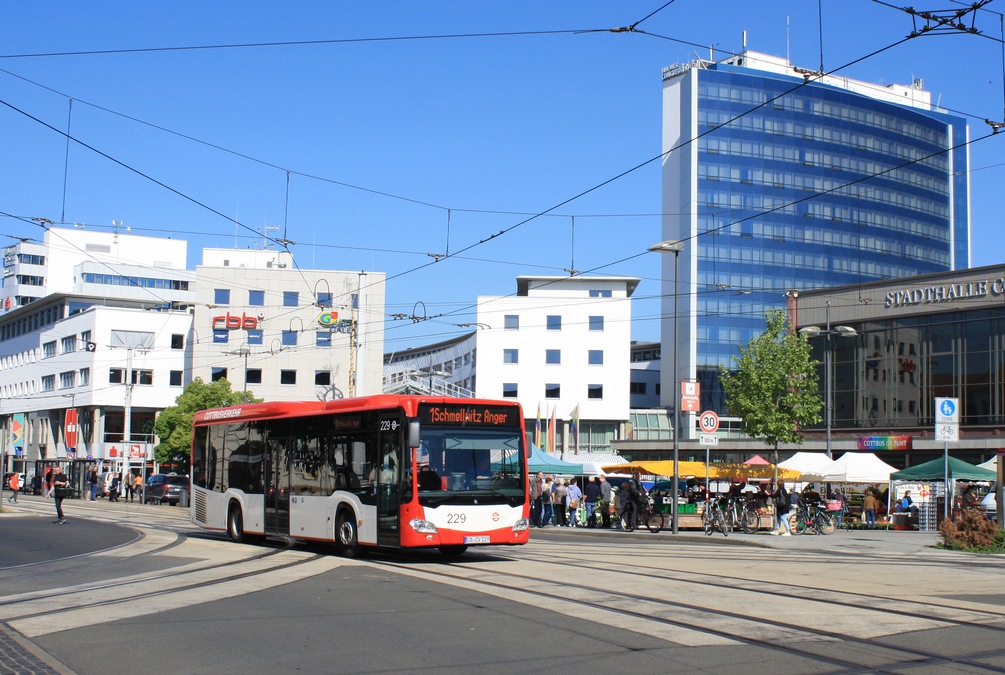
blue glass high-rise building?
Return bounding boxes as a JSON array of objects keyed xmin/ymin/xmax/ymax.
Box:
[{"xmin": 659, "ymin": 50, "xmax": 970, "ymax": 431}]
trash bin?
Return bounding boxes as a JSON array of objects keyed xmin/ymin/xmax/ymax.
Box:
[{"xmin": 179, "ymin": 489, "xmax": 190, "ymax": 508}]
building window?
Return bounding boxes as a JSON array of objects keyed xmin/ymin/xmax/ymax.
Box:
[
  {"xmin": 316, "ymin": 331, "xmax": 331, "ymax": 347},
  {"xmin": 132, "ymin": 370, "xmax": 153, "ymax": 385},
  {"xmin": 59, "ymin": 371, "xmax": 75, "ymax": 389},
  {"xmin": 171, "ymin": 334, "xmax": 185, "ymax": 349},
  {"xmin": 589, "ymin": 289, "xmax": 612, "ymax": 298},
  {"xmin": 61, "ymin": 336, "xmax": 77, "ymax": 353},
  {"xmin": 247, "ymin": 329, "xmax": 263, "ymax": 345},
  {"xmin": 246, "ymin": 369, "xmax": 262, "ymax": 384},
  {"xmin": 589, "ymin": 316, "xmax": 604, "ymax": 331},
  {"xmin": 504, "ymin": 315, "xmax": 519, "ymax": 330},
  {"xmin": 630, "ymin": 381, "xmax": 646, "ymax": 394},
  {"xmin": 588, "ymin": 350, "xmax": 604, "ymax": 365},
  {"xmin": 169, "ymin": 370, "xmax": 183, "ymax": 386},
  {"xmin": 588, "ymin": 384, "xmax": 604, "ymax": 399},
  {"xmin": 283, "ymin": 291, "xmax": 299, "ymax": 307},
  {"xmin": 317, "ymin": 292, "xmax": 333, "ymax": 307},
  {"xmin": 248, "ymin": 290, "xmax": 265, "ymax": 306},
  {"xmin": 311, "ymin": 371, "xmax": 329, "ymax": 387},
  {"xmin": 545, "ymin": 383, "xmax": 561, "ymax": 399},
  {"xmin": 547, "ymin": 315, "xmax": 561, "ymax": 331},
  {"xmin": 79, "ymin": 368, "xmax": 89, "ymax": 386},
  {"xmin": 43, "ymin": 341, "xmax": 56, "ymax": 358},
  {"xmin": 502, "ymin": 383, "xmax": 518, "ymax": 398},
  {"xmin": 109, "ymin": 368, "xmax": 124, "ymax": 384},
  {"xmin": 214, "ymin": 289, "xmax": 230, "ymax": 305},
  {"xmin": 211, "ymin": 367, "xmax": 227, "ymax": 382},
  {"xmin": 213, "ymin": 329, "xmax": 229, "ymax": 344},
  {"xmin": 282, "ymin": 330, "xmax": 298, "ymax": 347},
  {"xmin": 503, "ymin": 349, "xmax": 519, "ymax": 364},
  {"xmin": 546, "ymin": 349, "xmax": 561, "ymax": 365},
  {"xmin": 41, "ymin": 374, "xmax": 55, "ymax": 391},
  {"xmin": 280, "ymin": 369, "xmax": 297, "ymax": 385},
  {"xmin": 80, "ymin": 330, "xmax": 91, "ymax": 344}
]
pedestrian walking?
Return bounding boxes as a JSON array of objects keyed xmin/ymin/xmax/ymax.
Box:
[
  {"xmin": 771, "ymin": 482, "xmax": 791, "ymax": 536},
  {"xmin": 7, "ymin": 472, "xmax": 19, "ymax": 502},
  {"xmin": 552, "ymin": 479, "xmax": 568, "ymax": 527},
  {"xmin": 584, "ymin": 476, "xmax": 602, "ymax": 527},
  {"xmin": 529, "ymin": 472, "xmax": 543, "ymax": 527},
  {"xmin": 133, "ymin": 473, "xmax": 144, "ymax": 502},
  {"xmin": 599, "ymin": 474, "xmax": 613, "ymax": 528},
  {"xmin": 44, "ymin": 467, "xmax": 54, "ymax": 498},
  {"xmin": 109, "ymin": 473, "xmax": 121, "ymax": 502},
  {"xmin": 52, "ymin": 466, "xmax": 69, "ymax": 524},
  {"xmin": 88, "ymin": 468, "xmax": 100, "ymax": 501},
  {"xmin": 565, "ymin": 478, "xmax": 583, "ymax": 527},
  {"xmin": 863, "ymin": 489, "xmax": 880, "ymax": 529},
  {"xmin": 540, "ymin": 478, "xmax": 554, "ymax": 526}
]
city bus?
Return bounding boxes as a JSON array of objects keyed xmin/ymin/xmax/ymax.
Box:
[{"xmin": 190, "ymin": 395, "xmax": 530, "ymax": 556}]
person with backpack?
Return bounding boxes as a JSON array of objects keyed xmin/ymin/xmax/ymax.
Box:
[{"xmin": 771, "ymin": 482, "xmax": 792, "ymax": 536}]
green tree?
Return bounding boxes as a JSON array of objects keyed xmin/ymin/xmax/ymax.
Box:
[
  {"xmin": 152, "ymin": 378, "xmax": 262, "ymax": 470},
  {"xmin": 719, "ymin": 310, "xmax": 822, "ymax": 460}
]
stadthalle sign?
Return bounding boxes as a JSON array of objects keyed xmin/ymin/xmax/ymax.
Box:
[{"xmin": 885, "ymin": 274, "xmax": 1005, "ymax": 309}]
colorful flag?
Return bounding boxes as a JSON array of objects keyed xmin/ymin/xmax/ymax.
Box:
[
  {"xmin": 535, "ymin": 403, "xmax": 542, "ymax": 449},
  {"xmin": 570, "ymin": 404, "xmax": 579, "ymax": 455},
  {"xmin": 548, "ymin": 406, "xmax": 557, "ymax": 456}
]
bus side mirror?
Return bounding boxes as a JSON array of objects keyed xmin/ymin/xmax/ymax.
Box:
[{"xmin": 407, "ymin": 420, "xmax": 421, "ymax": 449}]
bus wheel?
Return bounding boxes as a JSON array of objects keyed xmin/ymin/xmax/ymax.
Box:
[
  {"xmin": 438, "ymin": 545, "xmax": 468, "ymax": 558},
  {"xmin": 334, "ymin": 510, "xmax": 360, "ymax": 558},
  {"xmin": 227, "ymin": 505, "xmax": 246, "ymax": 543}
]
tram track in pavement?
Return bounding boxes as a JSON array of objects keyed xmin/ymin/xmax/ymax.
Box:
[
  {"xmin": 0, "ymin": 508, "xmax": 344, "ymax": 639},
  {"xmin": 371, "ymin": 540, "xmax": 1005, "ymax": 673}
]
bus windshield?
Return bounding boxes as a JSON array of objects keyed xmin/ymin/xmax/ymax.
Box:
[{"xmin": 416, "ymin": 426, "xmax": 524, "ymax": 500}]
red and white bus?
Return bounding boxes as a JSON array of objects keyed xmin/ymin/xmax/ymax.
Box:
[{"xmin": 190, "ymin": 395, "xmax": 530, "ymax": 556}]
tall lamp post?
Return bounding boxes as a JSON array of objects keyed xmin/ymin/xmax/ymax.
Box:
[
  {"xmin": 799, "ymin": 301, "xmax": 857, "ymax": 458},
  {"xmin": 649, "ymin": 239, "xmax": 685, "ymax": 534}
]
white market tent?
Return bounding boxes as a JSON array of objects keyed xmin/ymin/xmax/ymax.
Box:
[
  {"xmin": 778, "ymin": 452, "xmax": 835, "ymax": 481},
  {"xmin": 561, "ymin": 453, "xmax": 625, "ymax": 476},
  {"xmin": 823, "ymin": 452, "xmax": 898, "ymax": 484},
  {"xmin": 978, "ymin": 457, "xmax": 997, "ymax": 471}
]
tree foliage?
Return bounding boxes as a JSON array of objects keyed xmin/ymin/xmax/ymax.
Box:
[
  {"xmin": 152, "ymin": 378, "xmax": 261, "ymax": 470},
  {"xmin": 719, "ymin": 309, "xmax": 821, "ymax": 450}
]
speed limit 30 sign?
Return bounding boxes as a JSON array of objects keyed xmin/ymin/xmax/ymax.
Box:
[{"xmin": 698, "ymin": 410, "xmax": 720, "ymax": 434}]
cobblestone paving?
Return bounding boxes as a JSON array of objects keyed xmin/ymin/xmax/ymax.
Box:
[{"xmin": 0, "ymin": 624, "xmax": 70, "ymax": 675}]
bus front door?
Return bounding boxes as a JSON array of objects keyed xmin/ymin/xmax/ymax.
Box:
[
  {"xmin": 264, "ymin": 437, "xmax": 289, "ymax": 535},
  {"xmin": 376, "ymin": 412, "xmax": 406, "ymax": 547}
]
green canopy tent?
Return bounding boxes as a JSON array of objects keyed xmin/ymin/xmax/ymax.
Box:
[
  {"xmin": 527, "ymin": 445, "xmax": 588, "ymax": 475},
  {"xmin": 890, "ymin": 457, "xmax": 996, "ymax": 482}
]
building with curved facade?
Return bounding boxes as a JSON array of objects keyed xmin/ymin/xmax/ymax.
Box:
[{"xmin": 659, "ymin": 49, "xmax": 970, "ymax": 432}]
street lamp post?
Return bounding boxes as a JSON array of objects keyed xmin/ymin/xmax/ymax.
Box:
[
  {"xmin": 649, "ymin": 239, "xmax": 685, "ymax": 534},
  {"xmin": 225, "ymin": 344, "xmax": 252, "ymax": 399},
  {"xmin": 799, "ymin": 301, "xmax": 857, "ymax": 458}
]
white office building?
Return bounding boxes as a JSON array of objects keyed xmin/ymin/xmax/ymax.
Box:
[
  {"xmin": 192, "ymin": 249, "xmax": 386, "ymax": 403},
  {"xmin": 385, "ymin": 275, "xmax": 638, "ymax": 454}
]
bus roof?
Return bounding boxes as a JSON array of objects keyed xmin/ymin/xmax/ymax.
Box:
[{"xmin": 192, "ymin": 395, "xmax": 523, "ymax": 425}]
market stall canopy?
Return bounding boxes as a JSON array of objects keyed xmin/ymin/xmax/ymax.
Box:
[
  {"xmin": 744, "ymin": 454, "xmax": 770, "ymax": 465},
  {"xmin": 527, "ymin": 446, "xmax": 588, "ymax": 475},
  {"xmin": 822, "ymin": 453, "xmax": 897, "ymax": 483},
  {"xmin": 978, "ymin": 457, "xmax": 997, "ymax": 471},
  {"xmin": 601, "ymin": 460, "xmax": 800, "ymax": 481},
  {"xmin": 890, "ymin": 457, "xmax": 996, "ymax": 482},
  {"xmin": 778, "ymin": 452, "xmax": 835, "ymax": 481},
  {"xmin": 561, "ymin": 452, "xmax": 625, "ymax": 476}
]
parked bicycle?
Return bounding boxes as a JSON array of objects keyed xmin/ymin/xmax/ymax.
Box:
[
  {"xmin": 702, "ymin": 497, "xmax": 731, "ymax": 537},
  {"xmin": 621, "ymin": 497, "xmax": 664, "ymax": 533},
  {"xmin": 791, "ymin": 503, "xmax": 835, "ymax": 535},
  {"xmin": 722, "ymin": 495, "xmax": 762, "ymax": 534}
]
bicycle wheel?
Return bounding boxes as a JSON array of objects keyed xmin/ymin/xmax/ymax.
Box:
[
  {"xmin": 716, "ymin": 511, "xmax": 729, "ymax": 537},
  {"xmin": 794, "ymin": 511, "xmax": 809, "ymax": 535},
  {"xmin": 740, "ymin": 509, "xmax": 759, "ymax": 534},
  {"xmin": 702, "ymin": 506, "xmax": 714, "ymax": 536},
  {"xmin": 621, "ymin": 505, "xmax": 637, "ymax": 532},
  {"xmin": 644, "ymin": 510, "xmax": 663, "ymax": 533},
  {"xmin": 816, "ymin": 512, "xmax": 836, "ymax": 535}
]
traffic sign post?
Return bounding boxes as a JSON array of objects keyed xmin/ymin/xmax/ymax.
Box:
[
  {"xmin": 935, "ymin": 397, "xmax": 959, "ymax": 522},
  {"xmin": 698, "ymin": 411, "xmax": 719, "ymax": 495}
]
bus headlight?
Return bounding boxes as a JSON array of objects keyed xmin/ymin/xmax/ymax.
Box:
[
  {"xmin": 512, "ymin": 518, "xmax": 529, "ymax": 532},
  {"xmin": 409, "ymin": 519, "xmax": 438, "ymax": 534}
]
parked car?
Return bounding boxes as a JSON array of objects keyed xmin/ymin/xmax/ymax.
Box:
[
  {"xmin": 981, "ymin": 487, "xmax": 997, "ymax": 520},
  {"xmin": 144, "ymin": 474, "xmax": 190, "ymax": 505}
]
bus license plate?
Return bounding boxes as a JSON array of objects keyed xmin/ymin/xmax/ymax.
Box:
[{"xmin": 463, "ymin": 536, "xmax": 490, "ymax": 544}]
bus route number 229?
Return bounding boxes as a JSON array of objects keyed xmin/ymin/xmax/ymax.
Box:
[
  {"xmin": 379, "ymin": 419, "xmax": 399, "ymax": 431},
  {"xmin": 446, "ymin": 513, "xmax": 467, "ymax": 524}
]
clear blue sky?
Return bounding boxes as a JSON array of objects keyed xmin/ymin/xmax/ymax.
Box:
[{"xmin": 2, "ymin": 1, "xmax": 1003, "ymax": 352}]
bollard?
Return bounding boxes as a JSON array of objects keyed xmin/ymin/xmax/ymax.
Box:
[{"xmin": 180, "ymin": 489, "xmax": 189, "ymax": 508}]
